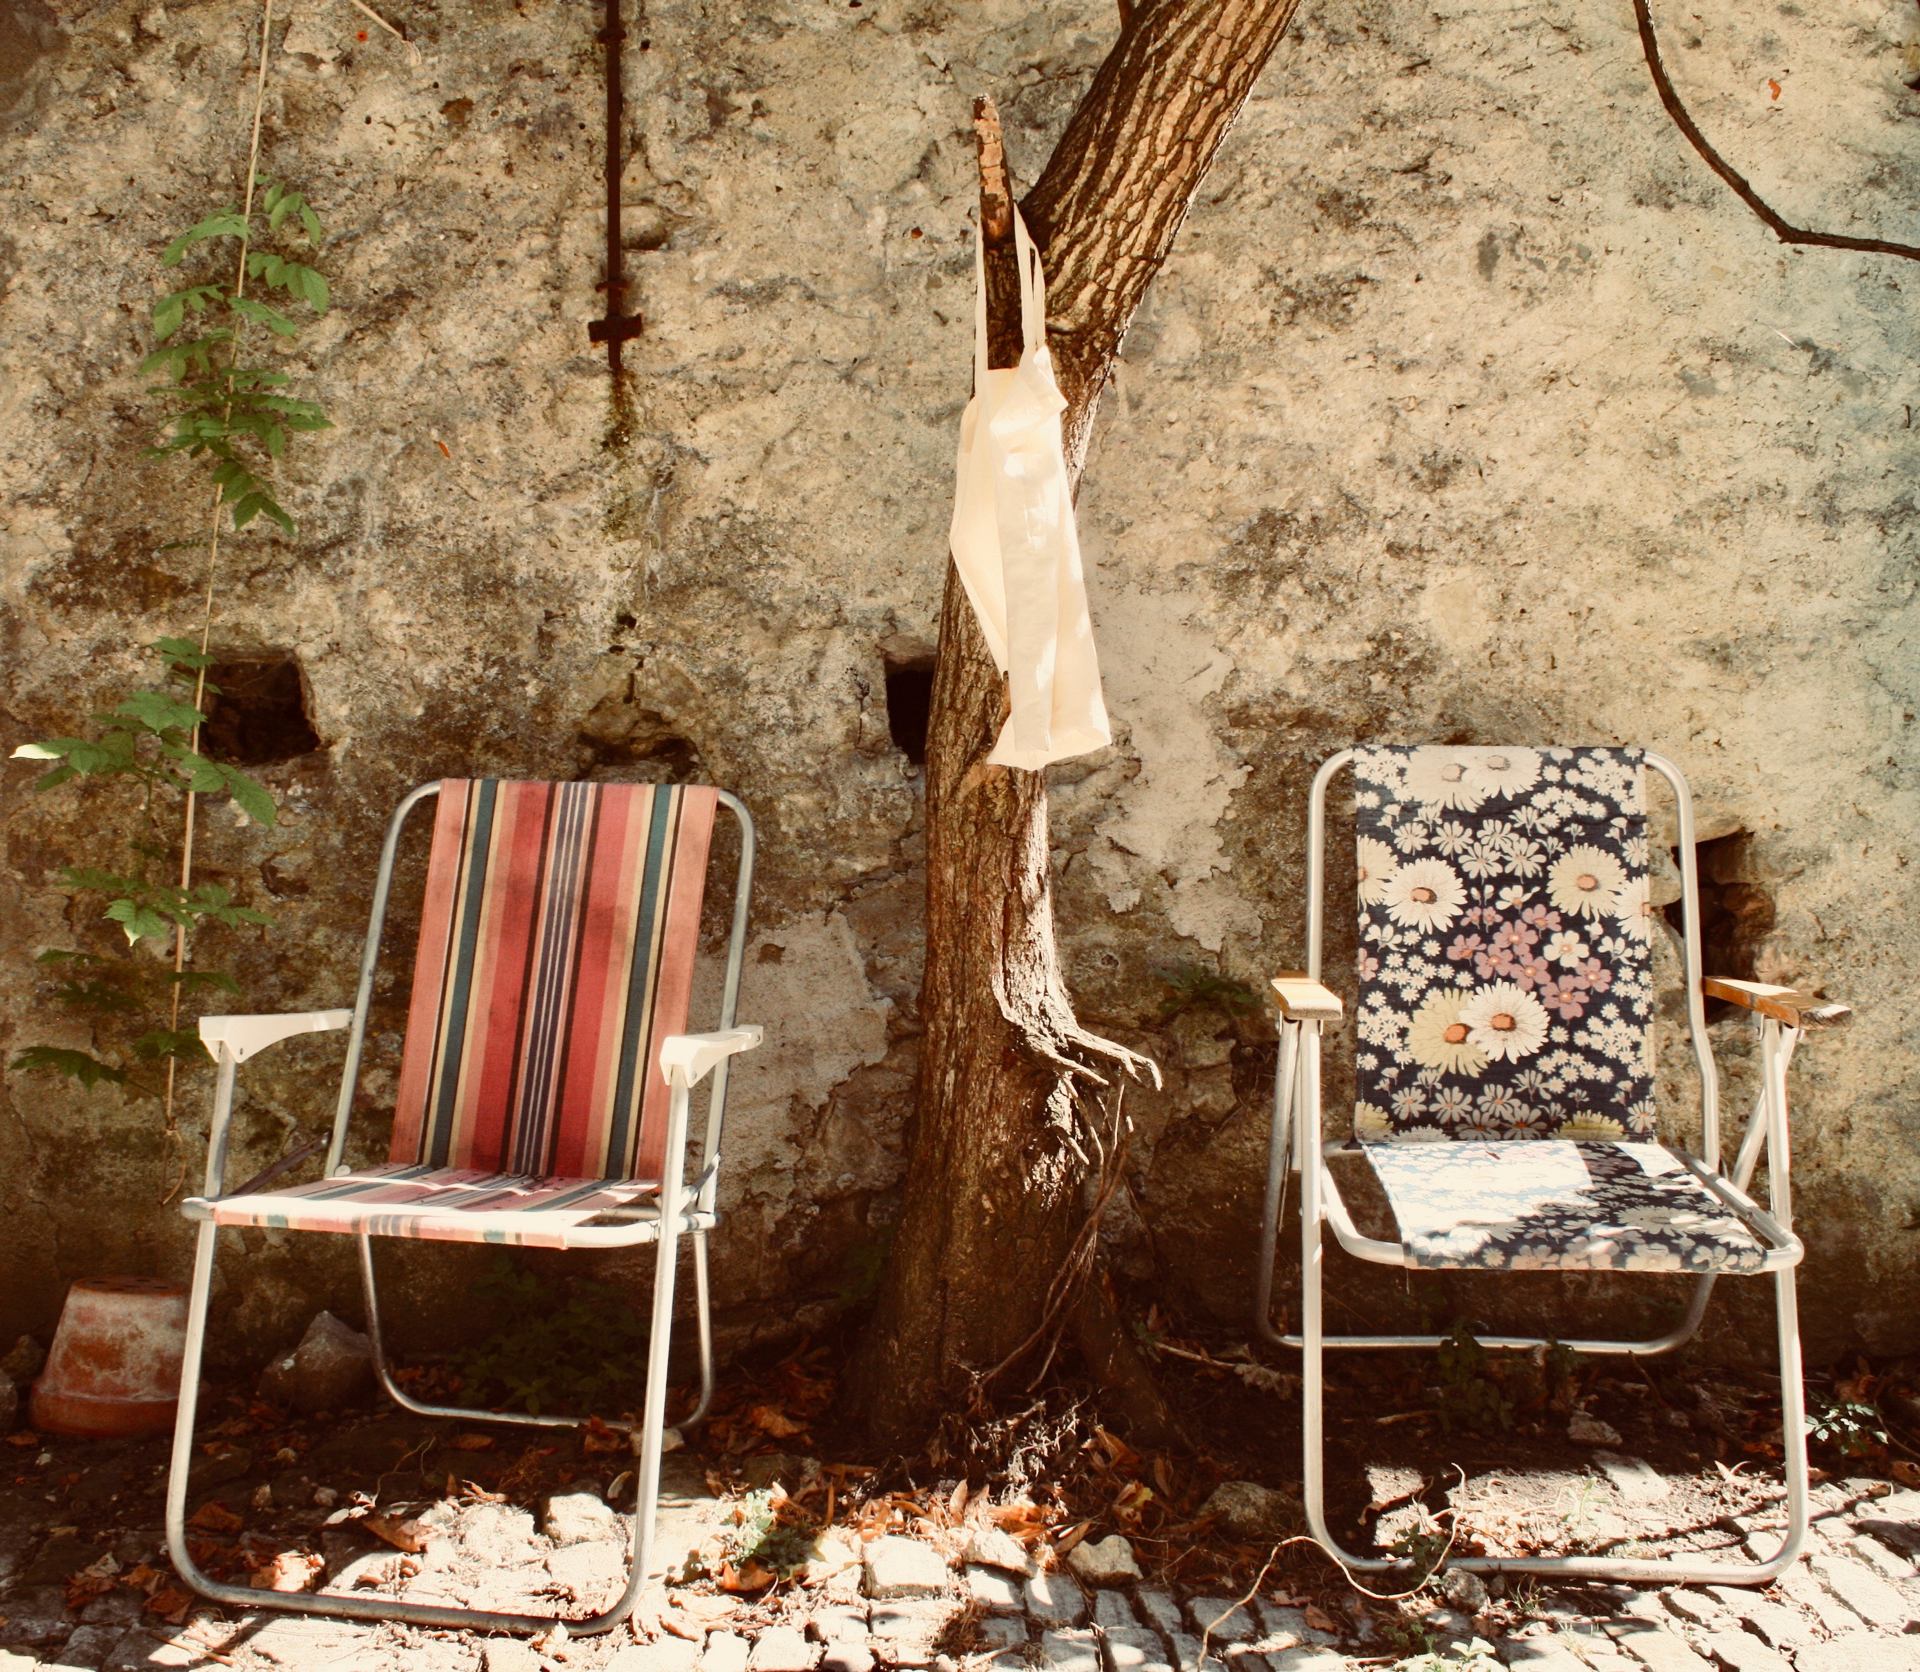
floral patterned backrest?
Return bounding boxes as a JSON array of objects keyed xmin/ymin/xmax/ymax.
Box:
[{"xmin": 1351, "ymin": 746, "xmax": 1658, "ymax": 1143}]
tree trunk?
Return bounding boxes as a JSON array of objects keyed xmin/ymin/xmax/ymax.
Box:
[{"xmin": 858, "ymin": 0, "xmax": 1305, "ymax": 1449}]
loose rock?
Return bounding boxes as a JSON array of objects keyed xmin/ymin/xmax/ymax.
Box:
[
  {"xmin": 862, "ymin": 1534, "xmax": 949, "ymax": 1599},
  {"xmin": 257, "ymin": 1311, "xmax": 374, "ymax": 1415},
  {"xmin": 542, "ymin": 1488, "xmax": 620, "ymax": 1546},
  {"xmin": 1066, "ymin": 1534, "xmax": 1141, "ymax": 1586},
  {"xmin": 1568, "ymin": 1411, "xmax": 1623, "ymax": 1447},
  {"xmin": 1201, "ymin": 1480, "xmax": 1297, "ymax": 1541},
  {"xmin": 1, "ymin": 1334, "xmax": 44, "ymax": 1385}
]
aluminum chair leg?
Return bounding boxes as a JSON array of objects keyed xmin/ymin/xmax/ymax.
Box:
[
  {"xmin": 1297, "ymin": 1150, "xmax": 1811, "ymax": 1587},
  {"xmin": 681, "ymin": 1229, "xmax": 717, "ymax": 1430},
  {"xmin": 167, "ymin": 1218, "xmax": 685, "ymax": 1633},
  {"xmin": 355, "ymin": 1227, "xmax": 716, "ymax": 1436},
  {"xmin": 1254, "ymin": 1017, "xmax": 1717, "ymax": 1359}
]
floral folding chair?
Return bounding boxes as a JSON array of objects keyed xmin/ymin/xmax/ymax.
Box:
[
  {"xmin": 1252, "ymin": 746, "xmax": 1849, "ymax": 1584},
  {"xmin": 165, "ymin": 779, "xmax": 760, "ymax": 1633}
]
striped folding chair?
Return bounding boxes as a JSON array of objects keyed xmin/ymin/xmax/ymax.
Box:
[
  {"xmin": 164, "ymin": 779, "xmax": 760, "ymax": 1633},
  {"xmin": 1252, "ymin": 746, "xmax": 1850, "ymax": 1585}
]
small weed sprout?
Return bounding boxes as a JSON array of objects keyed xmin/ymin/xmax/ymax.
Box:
[
  {"xmin": 1435, "ymin": 1322, "xmax": 1514, "ymax": 1434},
  {"xmin": 1806, "ymin": 1395, "xmax": 1887, "ymax": 1459}
]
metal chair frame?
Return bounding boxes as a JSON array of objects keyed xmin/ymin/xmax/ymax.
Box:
[
  {"xmin": 1254, "ymin": 749, "xmax": 1815, "ymax": 1585},
  {"xmin": 165, "ymin": 781, "xmax": 757, "ymax": 1633}
]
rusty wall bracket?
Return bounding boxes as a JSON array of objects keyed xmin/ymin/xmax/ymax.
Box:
[{"xmin": 588, "ymin": 0, "xmax": 644, "ymax": 369}]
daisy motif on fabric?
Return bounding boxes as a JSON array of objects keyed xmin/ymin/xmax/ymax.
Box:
[
  {"xmin": 1381, "ymin": 857, "xmax": 1465, "ymax": 933},
  {"xmin": 1349, "ymin": 744, "xmax": 1654, "ymax": 1143},
  {"xmin": 1548, "ymin": 845, "xmax": 1627, "ymax": 920},
  {"xmin": 1355, "ymin": 836, "xmax": 1395, "ymax": 906},
  {"xmin": 1406, "ymin": 992, "xmax": 1489, "ymax": 1076},
  {"xmin": 1459, "ymin": 981, "xmax": 1551, "ymax": 1062},
  {"xmin": 1403, "ymin": 752, "xmax": 1486, "ymax": 813},
  {"xmin": 1611, "ymin": 874, "xmax": 1655, "ymax": 943},
  {"xmin": 1463, "ymin": 748, "xmax": 1541, "ymax": 800}
]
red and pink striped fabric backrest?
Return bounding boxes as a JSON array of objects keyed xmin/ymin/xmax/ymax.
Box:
[{"xmin": 389, "ymin": 780, "xmax": 718, "ymax": 1182}]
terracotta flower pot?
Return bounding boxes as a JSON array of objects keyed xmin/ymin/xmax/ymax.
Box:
[{"xmin": 30, "ymin": 1276, "xmax": 189, "ymax": 1438}]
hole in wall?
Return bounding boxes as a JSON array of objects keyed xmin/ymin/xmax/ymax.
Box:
[
  {"xmin": 1664, "ymin": 829, "xmax": 1774, "ymax": 1023},
  {"xmin": 881, "ymin": 646, "xmax": 935, "ymax": 767},
  {"xmin": 201, "ymin": 653, "xmax": 323, "ymax": 765}
]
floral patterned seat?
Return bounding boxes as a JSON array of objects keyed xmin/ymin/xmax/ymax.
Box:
[
  {"xmin": 1362, "ymin": 1139, "xmax": 1770, "ymax": 1273},
  {"xmin": 1347, "ymin": 746, "xmax": 1757, "ymax": 1271}
]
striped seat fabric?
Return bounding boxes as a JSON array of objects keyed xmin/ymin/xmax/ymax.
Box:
[
  {"xmin": 197, "ymin": 779, "xmax": 720, "ymax": 1246},
  {"xmin": 391, "ymin": 778, "xmax": 716, "ymax": 1181},
  {"xmin": 197, "ymin": 1165, "xmax": 675, "ymax": 1248}
]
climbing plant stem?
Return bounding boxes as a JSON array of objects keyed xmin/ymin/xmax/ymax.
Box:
[{"xmin": 161, "ymin": 0, "xmax": 277, "ymax": 1153}]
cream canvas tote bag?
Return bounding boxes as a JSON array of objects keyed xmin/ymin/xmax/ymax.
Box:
[{"xmin": 948, "ymin": 209, "xmax": 1112, "ymax": 771}]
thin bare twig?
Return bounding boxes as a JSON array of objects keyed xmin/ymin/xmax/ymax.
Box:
[{"xmin": 1632, "ymin": 0, "xmax": 1920, "ymax": 263}]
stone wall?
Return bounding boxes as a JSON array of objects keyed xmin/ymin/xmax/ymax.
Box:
[{"xmin": 2, "ymin": 0, "xmax": 1916, "ymax": 1368}]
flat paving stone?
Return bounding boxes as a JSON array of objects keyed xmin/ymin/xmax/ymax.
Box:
[
  {"xmin": 869, "ymin": 1599, "xmax": 958, "ymax": 1666},
  {"xmin": 748, "ymin": 1624, "xmax": 818, "ymax": 1672},
  {"xmin": 1503, "ymin": 1638, "xmax": 1593, "ymax": 1672},
  {"xmin": 481, "ymin": 1643, "xmax": 541, "ymax": 1672},
  {"xmin": 1039, "ymin": 1628, "xmax": 1103, "ymax": 1672},
  {"xmin": 704, "ymin": 1632, "xmax": 752, "ymax": 1672},
  {"xmin": 1265, "ymin": 1648, "xmax": 1345, "ymax": 1672},
  {"xmin": 1807, "ymin": 1548, "xmax": 1919, "ymax": 1629},
  {"xmin": 1602, "ymin": 1617, "xmax": 1712, "ymax": 1672},
  {"xmin": 611, "ymin": 1640, "xmax": 702, "ymax": 1672},
  {"xmin": 1253, "ymin": 1603, "xmax": 1335, "ymax": 1647},
  {"xmin": 809, "ymin": 1606, "xmax": 872, "ymax": 1643},
  {"xmin": 1093, "ymin": 1588, "xmax": 1140, "ymax": 1631},
  {"xmin": 1696, "ymin": 1629, "xmax": 1790, "ymax": 1672},
  {"xmin": 966, "ymin": 1564, "xmax": 1023, "ymax": 1613},
  {"xmin": 1791, "ymin": 1635, "xmax": 1920, "ymax": 1672},
  {"xmin": 1102, "ymin": 1626, "xmax": 1172, "ymax": 1672},
  {"xmin": 1136, "ymin": 1591, "xmax": 1183, "ymax": 1641},
  {"xmin": 1185, "ymin": 1598, "xmax": 1256, "ymax": 1644},
  {"xmin": 1656, "ymin": 1590, "xmax": 1721, "ymax": 1628},
  {"xmin": 1704, "ymin": 1589, "xmax": 1818, "ymax": 1652},
  {"xmin": 975, "ymin": 1615, "xmax": 1030, "ymax": 1652},
  {"xmin": 817, "ymin": 1645, "xmax": 875, "ymax": 1672},
  {"xmin": 1026, "ymin": 1571, "xmax": 1090, "ymax": 1628}
]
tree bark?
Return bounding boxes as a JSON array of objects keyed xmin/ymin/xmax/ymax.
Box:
[{"xmin": 857, "ymin": 0, "xmax": 1304, "ymax": 1449}]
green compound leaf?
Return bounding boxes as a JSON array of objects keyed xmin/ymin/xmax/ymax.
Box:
[
  {"xmin": 8, "ymin": 1046, "xmax": 132, "ymax": 1090},
  {"xmin": 161, "ymin": 210, "xmax": 247, "ymax": 267}
]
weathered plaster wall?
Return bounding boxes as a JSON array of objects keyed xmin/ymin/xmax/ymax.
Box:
[{"xmin": 2, "ymin": 0, "xmax": 1916, "ymax": 1367}]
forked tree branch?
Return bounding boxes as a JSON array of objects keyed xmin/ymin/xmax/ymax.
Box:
[{"xmin": 1633, "ymin": 0, "xmax": 1920, "ymax": 264}]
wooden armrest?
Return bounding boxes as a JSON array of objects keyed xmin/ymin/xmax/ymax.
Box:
[
  {"xmin": 1268, "ymin": 973, "xmax": 1344, "ymax": 1025},
  {"xmin": 1702, "ymin": 978, "xmax": 1851, "ymax": 1030}
]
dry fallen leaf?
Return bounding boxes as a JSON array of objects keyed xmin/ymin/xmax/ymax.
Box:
[
  {"xmin": 248, "ymin": 1550, "xmax": 323, "ymax": 1593},
  {"xmin": 366, "ymin": 1511, "xmax": 434, "ymax": 1554},
  {"xmin": 188, "ymin": 1502, "xmax": 244, "ymax": 1534},
  {"xmin": 746, "ymin": 1404, "xmax": 806, "ymax": 1440},
  {"xmin": 143, "ymin": 1584, "xmax": 196, "ymax": 1624},
  {"xmin": 353, "ymin": 1556, "xmax": 420, "ymax": 1589},
  {"xmin": 450, "ymin": 1432, "xmax": 496, "ymax": 1451},
  {"xmin": 1891, "ymin": 1459, "xmax": 1920, "ymax": 1489},
  {"xmin": 582, "ymin": 1416, "xmax": 626, "ymax": 1456},
  {"xmin": 1303, "ymin": 1605, "xmax": 1338, "ymax": 1634}
]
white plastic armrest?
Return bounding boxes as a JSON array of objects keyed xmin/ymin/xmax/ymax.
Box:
[
  {"xmin": 199, "ymin": 1010, "xmax": 354, "ymax": 1064},
  {"xmin": 659, "ymin": 1026, "xmax": 763, "ymax": 1088}
]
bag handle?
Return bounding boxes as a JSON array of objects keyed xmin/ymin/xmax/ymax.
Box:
[{"xmin": 971, "ymin": 206, "xmax": 1050, "ymax": 381}]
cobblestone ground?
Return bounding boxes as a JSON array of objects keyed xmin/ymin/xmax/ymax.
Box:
[{"xmin": 1, "ymin": 1458, "xmax": 1916, "ymax": 1672}]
